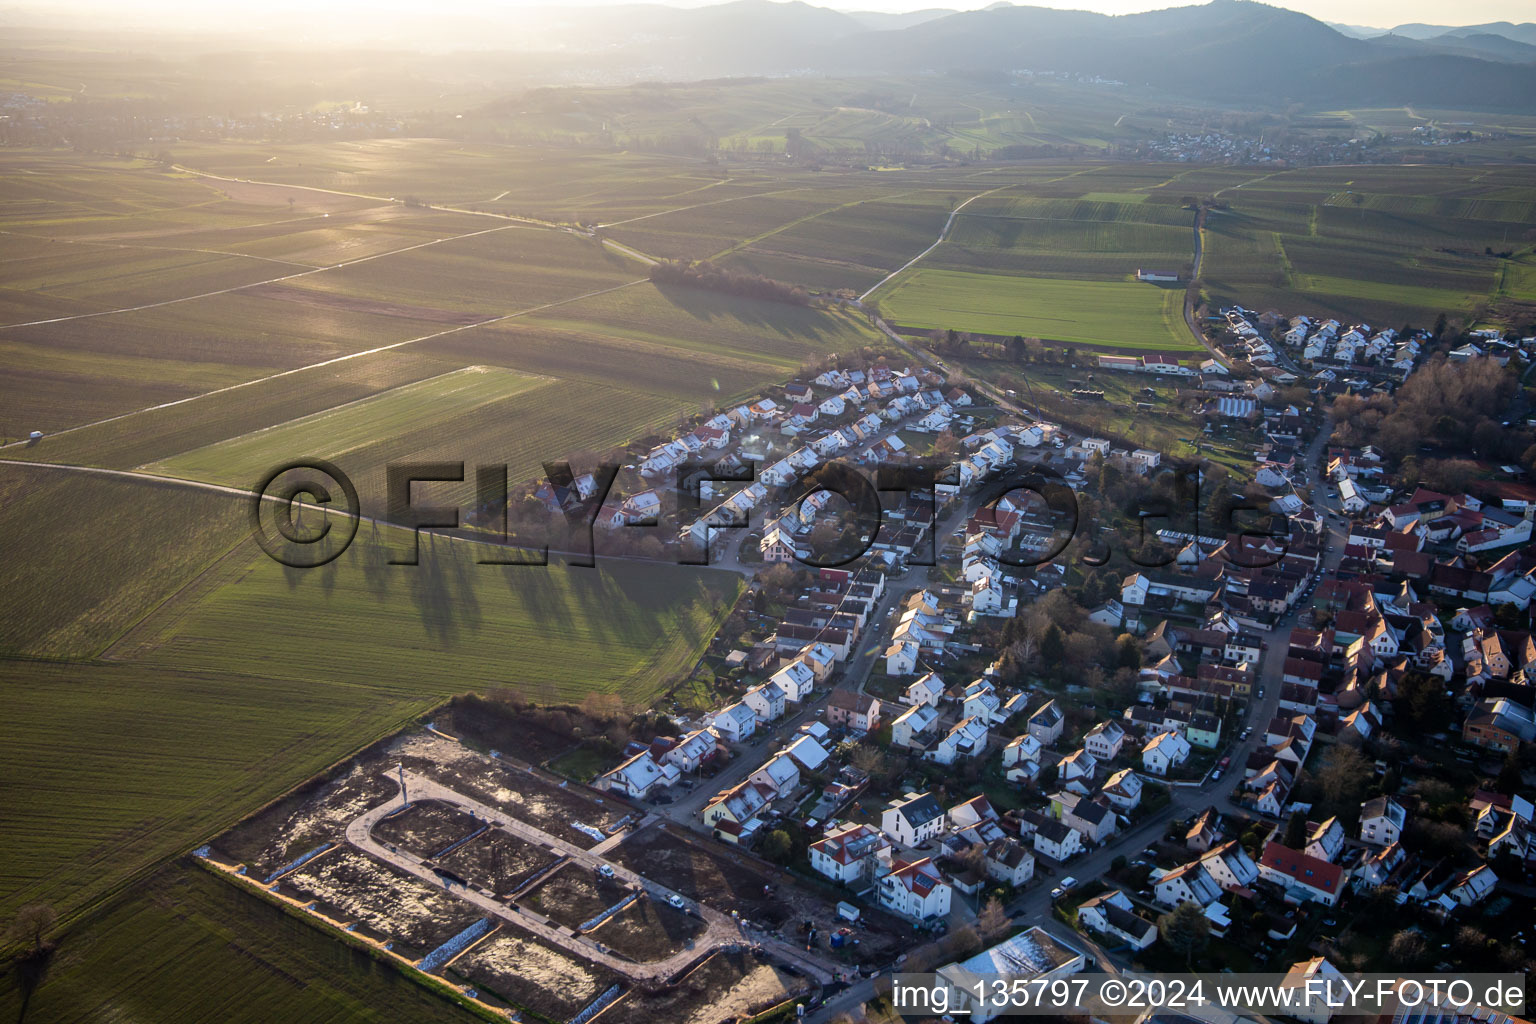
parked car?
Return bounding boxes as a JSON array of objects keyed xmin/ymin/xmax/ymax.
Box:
[
  {"xmin": 597, "ymin": 864, "xmax": 615, "ymax": 879},
  {"xmin": 666, "ymin": 894, "xmax": 686, "ymax": 909}
]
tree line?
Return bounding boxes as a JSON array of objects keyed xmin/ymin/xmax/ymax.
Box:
[{"xmin": 648, "ymin": 260, "xmax": 810, "ymax": 306}]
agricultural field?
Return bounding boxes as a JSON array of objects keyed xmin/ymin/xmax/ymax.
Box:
[
  {"xmin": 0, "ymin": 657, "xmax": 440, "ymax": 922},
  {"xmin": 1196, "ymin": 164, "xmax": 1536, "ymax": 328},
  {"xmin": 140, "ymin": 366, "xmax": 689, "ymax": 518},
  {"xmin": 0, "ymin": 863, "xmax": 478, "ymax": 1024},
  {"xmin": 876, "ymin": 267, "xmax": 1196, "ymax": 352},
  {"xmin": 125, "ymin": 529, "xmax": 741, "ymax": 710},
  {"xmin": 0, "ymin": 463, "xmax": 249, "ymax": 658},
  {"xmin": 936, "ymin": 195, "xmax": 1194, "ymax": 280}
]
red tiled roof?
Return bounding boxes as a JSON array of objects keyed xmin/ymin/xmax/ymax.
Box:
[{"xmin": 1259, "ymin": 843, "xmax": 1342, "ymax": 893}]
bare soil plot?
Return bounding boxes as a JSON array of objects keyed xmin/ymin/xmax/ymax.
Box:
[
  {"xmin": 601, "ymin": 950, "xmax": 806, "ymax": 1024},
  {"xmin": 396, "ymin": 734, "xmax": 630, "ymax": 850},
  {"xmin": 277, "ymin": 848, "xmax": 483, "ymax": 961},
  {"xmin": 609, "ymin": 825, "xmax": 789, "ymax": 925},
  {"xmin": 208, "ymin": 752, "xmax": 401, "ymax": 880},
  {"xmin": 371, "ymin": 799, "xmax": 484, "ymax": 859},
  {"xmin": 586, "ymin": 894, "xmax": 707, "ymax": 962},
  {"xmin": 609, "ymin": 825, "xmax": 909, "ymax": 961},
  {"xmin": 436, "ymin": 830, "xmax": 558, "ymax": 897},
  {"xmin": 448, "ymin": 929, "xmax": 621, "ymax": 1022},
  {"xmin": 519, "ymin": 862, "xmax": 634, "ymax": 930}
]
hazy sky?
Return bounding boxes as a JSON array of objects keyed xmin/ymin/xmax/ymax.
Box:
[{"xmin": 14, "ymin": 0, "xmax": 1532, "ymax": 33}]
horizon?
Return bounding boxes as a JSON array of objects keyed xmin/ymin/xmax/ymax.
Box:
[{"xmin": 3, "ymin": 0, "xmax": 1533, "ymax": 41}]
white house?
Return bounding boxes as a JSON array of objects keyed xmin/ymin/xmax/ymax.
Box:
[
  {"xmin": 1153, "ymin": 861, "xmax": 1222, "ymax": 909},
  {"xmin": 742, "ymin": 681, "xmax": 788, "ymax": 724},
  {"xmin": 884, "ymin": 640, "xmax": 919, "ymax": 676},
  {"xmin": 1083, "ymin": 720, "xmax": 1126, "ymax": 761},
  {"xmin": 1304, "ymin": 817, "xmax": 1346, "ymax": 863},
  {"xmin": 1359, "ymin": 796, "xmax": 1406, "ymax": 847},
  {"xmin": 879, "ymin": 857, "xmax": 951, "ymax": 920},
  {"xmin": 711, "ymin": 702, "xmax": 758, "ymax": 743},
  {"xmin": 882, "ymin": 792, "xmax": 946, "ymax": 848},
  {"xmin": 599, "ymin": 750, "xmax": 678, "ymax": 799},
  {"xmin": 1002, "ymin": 733, "xmax": 1043, "ymax": 783},
  {"xmin": 903, "ymin": 672, "xmax": 946, "ymax": 708},
  {"xmin": 1448, "ymin": 864, "xmax": 1498, "ymax": 907},
  {"xmin": 663, "ymin": 729, "xmax": 717, "ymax": 773},
  {"xmin": 781, "ymin": 734, "xmax": 831, "ymax": 773},
  {"xmin": 1078, "ymin": 889, "xmax": 1157, "ymax": 950},
  {"xmin": 1142, "ymin": 730, "xmax": 1191, "ymax": 775},
  {"xmin": 1031, "ymin": 818, "xmax": 1083, "ymax": 861},
  {"xmin": 749, "ymin": 752, "xmax": 801, "ymax": 799},
  {"xmin": 809, "ymin": 823, "xmax": 889, "ymax": 884},
  {"xmin": 985, "ymin": 837, "xmax": 1035, "ymax": 887},
  {"xmin": 1258, "ymin": 844, "xmax": 1344, "ymax": 906},
  {"xmin": 1199, "ymin": 840, "xmax": 1259, "ymax": 889},
  {"xmin": 768, "ymin": 660, "xmax": 817, "ymax": 703},
  {"xmin": 927, "ymin": 715, "xmax": 990, "ymax": 765},
  {"xmin": 890, "ymin": 703, "xmax": 941, "ymax": 750},
  {"xmin": 1100, "ymin": 768, "xmax": 1143, "ymax": 811}
]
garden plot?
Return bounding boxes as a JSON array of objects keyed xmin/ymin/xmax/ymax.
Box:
[
  {"xmin": 518, "ymin": 862, "xmax": 634, "ymax": 932},
  {"xmin": 586, "ymin": 892, "xmax": 708, "ymax": 962},
  {"xmin": 277, "ymin": 848, "xmax": 482, "ymax": 961},
  {"xmin": 435, "ymin": 830, "xmax": 559, "ymax": 897},
  {"xmin": 600, "ymin": 950, "xmax": 806, "ymax": 1024},
  {"xmin": 447, "ymin": 929, "xmax": 621, "ymax": 1023}
]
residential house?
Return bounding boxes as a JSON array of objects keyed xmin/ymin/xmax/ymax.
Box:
[
  {"xmin": 1032, "ymin": 818, "xmax": 1084, "ymax": 862},
  {"xmin": 1359, "ymin": 796, "xmax": 1406, "ymax": 847},
  {"xmin": 884, "ymin": 639, "xmax": 919, "ymax": 676},
  {"xmin": 903, "ymin": 672, "xmax": 946, "ymax": 708},
  {"xmin": 1142, "ymin": 730, "xmax": 1191, "ymax": 776},
  {"xmin": 1002, "ymin": 733, "xmax": 1044, "ymax": 784},
  {"xmin": 1200, "ymin": 840, "xmax": 1260, "ymax": 889},
  {"xmin": 599, "ymin": 750, "xmax": 678, "ymax": 799},
  {"xmin": 742, "ymin": 681, "xmax": 788, "ymax": 724},
  {"xmin": 1078, "ymin": 890, "xmax": 1158, "ymax": 950},
  {"xmin": 702, "ymin": 781, "xmax": 772, "ymax": 843},
  {"xmin": 1258, "ymin": 844, "xmax": 1345, "ymax": 906},
  {"xmin": 1101, "ymin": 768, "xmax": 1144, "ymax": 812},
  {"xmin": 1447, "ymin": 864, "xmax": 1497, "ymax": 907},
  {"xmin": 1028, "ymin": 700, "xmax": 1065, "ymax": 747},
  {"xmin": 1083, "ymin": 720, "xmax": 1126, "ymax": 761},
  {"xmin": 1154, "ymin": 860, "xmax": 1223, "ymax": 909},
  {"xmin": 827, "ymin": 690, "xmax": 882, "ymax": 733},
  {"xmin": 711, "ymin": 702, "xmax": 757, "ymax": 743},
  {"xmin": 663, "ymin": 729, "xmax": 718, "ymax": 773},
  {"xmin": 749, "ymin": 753, "xmax": 801, "ymax": 799},
  {"xmin": 879, "ymin": 857, "xmax": 952, "ymax": 920},
  {"xmin": 929, "ymin": 715, "xmax": 990, "ymax": 765},
  {"xmin": 809, "ymin": 823, "xmax": 890, "ymax": 885},
  {"xmin": 882, "ymin": 792, "xmax": 946, "ymax": 848},
  {"xmin": 891, "ymin": 703, "xmax": 941, "ymax": 750},
  {"xmin": 984, "ymin": 837, "xmax": 1035, "ymax": 887}
]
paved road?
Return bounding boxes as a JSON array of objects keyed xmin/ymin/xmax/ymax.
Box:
[{"xmin": 347, "ymin": 769, "xmax": 835, "ymax": 984}]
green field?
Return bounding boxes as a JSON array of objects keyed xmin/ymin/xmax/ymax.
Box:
[
  {"xmin": 0, "ymin": 863, "xmax": 477, "ymax": 1023},
  {"xmin": 877, "ymin": 267, "xmax": 1197, "ymax": 352},
  {"xmin": 0, "ymin": 463, "xmax": 740, "ymax": 923}
]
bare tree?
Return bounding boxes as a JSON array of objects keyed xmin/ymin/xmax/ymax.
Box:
[{"xmin": 977, "ymin": 895, "xmax": 1011, "ymax": 941}]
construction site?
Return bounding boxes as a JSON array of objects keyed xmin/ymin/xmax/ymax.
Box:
[{"xmin": 200, "ymin": 727, "xmax": 834, "ymax": 1022}]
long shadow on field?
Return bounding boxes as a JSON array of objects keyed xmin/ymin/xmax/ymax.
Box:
[{"xmin": 651, "ymin": 283, "xmax": 832, "ymax": 342}]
